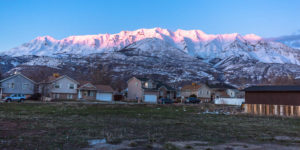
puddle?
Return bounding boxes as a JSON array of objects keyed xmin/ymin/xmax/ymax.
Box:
[{"xmin": 88, "ymin": 139, "xmax": 106, "ymax": 145}]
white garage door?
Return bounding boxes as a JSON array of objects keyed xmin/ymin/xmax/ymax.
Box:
[
  {"xmin": 144, "ymin": 94, "xmax": 157, "ymax": 103},
  {"xmin": 96, "ymin": 93, "xmax": 112, "ymax": 101}
]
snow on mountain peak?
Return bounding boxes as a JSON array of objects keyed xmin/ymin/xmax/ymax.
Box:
[
  {"xmin": 2, "ymin": 27, "xmax": 300, "ymax": 66},
  {"xmin": 243, "ymin": 34, "xmax": 262, "ymax": 42}
]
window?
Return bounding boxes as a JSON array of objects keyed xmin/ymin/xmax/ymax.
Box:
[
  {"xmin": 136, "ymin": 82, "xmax": 138, "ymax": 87},
  {"xmin": 69, "ymin": 84, "xmax": 75, "ymax": 89},
  {"xmin": 54, "ymin": 93, "xmax": 60, "ymax": 99},
  {"xmin": 89, "ymin": 91, "xmax": 94, "ymax": 96},
  {"xmin": 54, "ymin": 84, "xmax": 60, "ymax": 89},
  {"xmin": 9, "ymin": 83, "xmax": 15, "ymax": 89},
  {"xmin": 145, "ymin": 82, "xmax": 148, "ymax": 88},
  {"xmin": 67, "ymin": 94, "xmax": 73, "ymax": 99},
  {"xmin": 160, "ymin": 91, "xmax": 163, "ymax": 96},
  {"xmin": 23, "ymin": 83, "xmax": 29, "ymax": 89}
]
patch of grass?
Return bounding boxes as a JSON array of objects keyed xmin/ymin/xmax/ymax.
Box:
[
  {"xmin": 0, "ymin": 103, "xmax": 300, "ymax": 149},
  {"xmin": 184, "ymin": 144, "xmax": 193, "ymax": 149},
  {"xmin": 164, "ymin": 143, "xmax": 180, "ymax": 150},
  {"xmin": 128, "ymin": 141, "xmax": 138, "ymax": 147}
]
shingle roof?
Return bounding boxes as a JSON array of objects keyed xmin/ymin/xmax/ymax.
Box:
[
  {"xmin": 95, "ymin": 85, "xmax": 114, "ymax": 93},
  {"xmin": 181, "ymin": 84, "xmax": 202, "ymax": 91},
  {"xmin": 78, "ymin": 82, "xmax": 97, "ymax": 90},
  {"xmin": 0, "ymin": 73, "xmax": 36, "ymax": 84},
  {"xmin": 39, "ymin": 75, "xmax": 79, "ymax": 84},
  {"xmin": 243, "ymin": 85, "xmax": 300, "ymax": 92},
  {"xmin": 135, "ymin": 77, "xmax": 149, "ymax": 82}
]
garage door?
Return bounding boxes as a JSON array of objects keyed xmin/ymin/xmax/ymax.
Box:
[
  {"xmin": 144, "ymin": 94, "xmax": 157, "ymax": 103},
  {"xmin": 96, "ymin": 93, "xmax": 112, "ymax": 101}
]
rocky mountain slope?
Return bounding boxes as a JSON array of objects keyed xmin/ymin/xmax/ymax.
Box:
[{"xmin": 1, "ymin": 28, "xmax": 300, "ymax": 89}]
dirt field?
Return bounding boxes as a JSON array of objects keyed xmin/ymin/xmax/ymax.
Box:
[{"xmin": 0, "ymin": 102, "xmax": 300, "ymax": 149}]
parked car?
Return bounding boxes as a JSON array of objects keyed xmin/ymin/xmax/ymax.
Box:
[
  {"xmin": 4, "ymin": 94, "xmax": 26, "ymax": 102},
  {"xmin": 185, "ymin": 97, "xmax": 200, "ymax": 104},
  {"xmin": 159, "ymin": 98, "xmax": 173, "ymax": 104}
]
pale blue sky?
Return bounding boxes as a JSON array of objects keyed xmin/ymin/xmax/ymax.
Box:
[{"xmin": 0, "ymin": 0, "xmax": 300, "ymax": 51}]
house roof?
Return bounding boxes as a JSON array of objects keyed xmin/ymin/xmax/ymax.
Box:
[
  {"xmin": 215, "ymin": 90, "xmax": 231, "ymax": 98},
  {"xmin": 78, "ymin": 82, "xmax": 97, "ymax": 90},
  {"xmin": 40, "ymin": 75, "xmax": 79, "ymax": 84},
  {"xmin": 0, "ymin": 73, "xmax": 36, "ymax": 84},
  {"xmin": 95, "ymin": 84, "xmax": 114, "ymax": 93},
  {"xmin": 207, "ymin": 83, "xmax": 236, "ymax": 90},
  {"xmin": 135, "ymin": 77, "xmax": 149, "ymax": 82},
  {"xmin": 244, "ymin": 85, "xmax": 300, "ymax": 92},
  {"xmin": 181, "ymin": 84, "xmax": 206, "ymax": 91},
  {"xmin": 129, "ymin": 76, "xmax": 175, "ymax": 91}
]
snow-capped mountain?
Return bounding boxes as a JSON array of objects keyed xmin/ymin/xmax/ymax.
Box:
[
  {"xmin": 3, "ymin": 27, "xmax": 299, "ymax": 65},
  {"xmin": 270, "ymin": 32, "xmax": 300, "ymax": 50},
  {"xmin": 2, "ymin": 28, "xmax": 300, "ymax": 88}
]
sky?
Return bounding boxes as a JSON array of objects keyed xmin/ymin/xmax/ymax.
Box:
[{"xmin": 0, "ymin": 0, "xmax": 300, "ymax": 51}]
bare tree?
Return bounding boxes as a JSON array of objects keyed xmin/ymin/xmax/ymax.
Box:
[{"xmin": 91, "ymin": 64, "xmax": 112, "ymax": 85}]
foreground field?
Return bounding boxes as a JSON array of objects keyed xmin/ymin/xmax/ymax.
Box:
[{"xmin": 0, "ymin": 103, "xmax": 300, "ymax": 149}]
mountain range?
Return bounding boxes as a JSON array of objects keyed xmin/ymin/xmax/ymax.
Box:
[{"xmin": 1, "ymin": 28, "xmax": 300, "ymax": 89}]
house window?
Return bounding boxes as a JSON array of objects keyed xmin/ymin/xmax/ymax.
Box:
[
  {"xmin": 54, "ymin": 93, "xmax": 60, "ymax": 99},
  {"xmin": 23, "ymin": 83, "xmax": 29, "ymax": 89},
  {"xmin": 89, "ymin": 91, "xmax": 94, "ymax": 96},
  {"xmin": 69, "ymin": 84, "xmax": 75, "ymax": 89},
  {"xmin": 160, "ymin": 91, "xmax": 163, "ymax": 96},
  {"xmin": 67, "ymin": 94, "xmax": 73, "ymax": 99},
  {"xmin": 54, "ymin": 84, "xmax": 60, "ymax": 89},
  {"xmin": 9, "ymin": 83, "xmax": 15, "ymax": 89},
  {"xmin": 145, "ymin": 82, "xmax": 148, "ymax": 88}
]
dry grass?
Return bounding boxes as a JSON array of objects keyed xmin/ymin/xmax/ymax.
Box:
[{"xmin": 0, "ymin": 103, "xmax": 300, "ymax": 149}]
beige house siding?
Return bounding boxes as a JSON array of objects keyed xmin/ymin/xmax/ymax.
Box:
[
  {"xmin": 39, "ymin": 76, "xmax": 78, "ymax": 100},
  {"xmin": 51, "ymin": 93, "xmax": 77, "ymax": 100},
  {"xmin": 226, "ymin": 89, "xmax": 236, "ymax": 98},
  {"xmin": 181, "ymin": 90, "xmax": 198, "ymax": 98},
  {"xmin": 50, "ymin": 77, "xmax": 78, "ymax": 94},
  {"xmin": 127, "ymin": 77, "xmax": 143, "ymax": 100},
  {"xmin": 197, "ymin": 85, "xmax": 211, "ymax": 98}
]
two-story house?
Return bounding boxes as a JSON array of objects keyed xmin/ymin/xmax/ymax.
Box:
[
  {"xmin": 39, "ymin": 75, "xmax": 79, "ymax": 100},
  {"xmin": 127, "ymin": 77, "xmax": 176, "ymax": 103},
  {"xmin": 0, "ymin": 73, "xmax": 36, "ymax": 98}
]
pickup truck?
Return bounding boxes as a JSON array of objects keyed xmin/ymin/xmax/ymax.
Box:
[{"xmin": 4, "ymin": 94, "xmax": 26, "ymax": 102}]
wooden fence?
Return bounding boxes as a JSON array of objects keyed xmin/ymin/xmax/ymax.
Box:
[{"xmin": 244, "ymin": 104, "xmax": 300, "ymax": 117}]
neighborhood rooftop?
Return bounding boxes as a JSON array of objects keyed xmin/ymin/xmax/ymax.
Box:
[{"xmin": 244, "ymin": 85, "xmax": 300, "ymax": 92}]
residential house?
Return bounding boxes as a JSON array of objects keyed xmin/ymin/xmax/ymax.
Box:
[
  {"xmin": 77, "ymin": 82, "xmax": 114, "ymax": 101},
  {"xmin": 78, "ymin": 82, "xmax": 97, "ymax": 100},
  {"xmin": 180, "ymin": 83, "xmax": 212, "ymax": 101},
  {"xmin": 127, "ymin": 77, "xmax": 176, "ymax": 103},
  {"xmin": 39, "ymin": 75, "xmax": 79, "ymax": 100},
  {"xmin": 208, "ymin": 83, "xmax": 244, "ymax": 105},
  {"xmin": 0, "ymin": 73, "xmax": 36, "ymax": 98},
  {"xmin": 95, "ymin": 84, "xmax": 114, "ymax": 101},
  {"xmin": 207, "ymin": 83, "xmax": 238, "ymax": 99}
]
